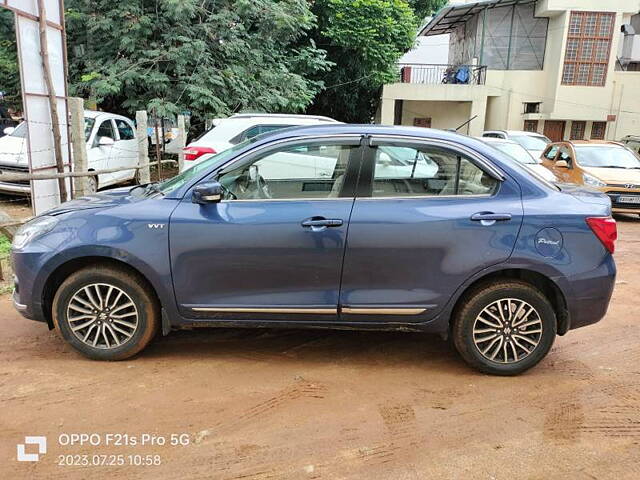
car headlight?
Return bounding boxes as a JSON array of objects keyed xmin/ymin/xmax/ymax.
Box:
[
  {"xmin": 12, "ymin": 216, "xmax": 58, "ymax": 250},
  {"xmin": 583, "ymin": 173, "xmax": 606, "ymax": 187}
]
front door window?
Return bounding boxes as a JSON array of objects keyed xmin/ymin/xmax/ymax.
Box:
[{"xmin": 218, "ymin": 143, "xmax": 356, "ymax": 200}]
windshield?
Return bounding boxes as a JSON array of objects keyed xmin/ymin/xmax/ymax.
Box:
[
  {"xmin": 157, "ymin": 139, "xmax": 255, "ymax": 194},
  {"xmin": 9, "ymin": 122, "xmax": 27, "ymax": 138},
  {"xmin": 492, "ymin": 143, "xmax": 537, "ymax": 164},
  {"xmin": 510, "ymin": 135, "xmax": 550, "ymax": 151},
  {"xmin": 575, "ymin": 145, "xmax": 640, "ymax": 169},
  {"xmin": 84, "ymin": 118, "xmax": 95, "ymax": 141}
]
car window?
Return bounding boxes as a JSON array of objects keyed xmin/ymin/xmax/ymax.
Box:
[
  {"xmin": 510, "ymin": 135, "xmax": 550, "ymax": 150},
  {"xmin": 218, "ymin": 142, "xmax": 355, "ymax": 200},
  {"xmin": 230, "ymin": 124, "xmax": 293, "ymax": 144},
  {"xmin": 370, "ymin": 145, "xmax": 498, "ymax": 197},
  {"xmin": 96, "ymin": 120, "xmax": 115, "ymax": 140},
  {"xmin": 574, "ymin": 145, "xmax": 640, "ymax": 168},
  {"xmin": 624, "ymin": 141, "xmax": 640, "ymax": 155},
  {"xmin": 8, "ymin": 122, "xmax": 27, "ymax": 138},
  {"xmin": 558, "ymin": 146, "xmax": 572, "ymax": 164},
  {"xmin": 84, "ymin": 118, "xmax": 95, "ymax": 141},
  {"xmin": 492, "ymin": 143, "xmax": 537, "ymax": 164},
  {"xmin": 115, "ymin": 119, "xmax": 135, "ymax": 140},
  {"xmin": 544, "ymin": 145, "xmax": 559, "ymax": 160},
  {"xmin": 483, "ymin": 133, "xmax": 503, "ymax": 139}
]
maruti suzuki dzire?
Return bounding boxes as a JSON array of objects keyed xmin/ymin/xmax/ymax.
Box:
[{"xmin": 11, "ymin": 125, "xmax": 617, "ymax": 375}]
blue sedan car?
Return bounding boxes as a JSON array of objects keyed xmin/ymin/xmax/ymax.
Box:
[{"xmin": 11, "ymin": 125, "xmax": 617, "ymax": 375}]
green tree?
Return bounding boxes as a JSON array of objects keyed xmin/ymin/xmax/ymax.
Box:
[
  {"xmin": 407, "ymin": 0, "xmax": 448, "ymax": 22},
  {"xmin": 65, "ymin": 0, "xmax": 330, "ymax": 128},
  {"xmin": 0, "ymin": 8, "xmax": 20, "ymax": 112},
  {"xmin": 307, "ymin": 0, "xmax": 418, "ymax": 123}
]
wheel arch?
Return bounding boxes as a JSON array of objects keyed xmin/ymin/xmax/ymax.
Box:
[
  {"xmin": 451, "ymin": 268, "xmax": 570, "ymax": 335},
  {"xmin": 41, "ymin": 255, "xmax": 162, "ymax": 329}
]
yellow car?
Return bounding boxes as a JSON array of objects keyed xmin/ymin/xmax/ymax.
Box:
[{"xmin": 541, "ymin": 140, "xmax": 640, "ymax": 215}]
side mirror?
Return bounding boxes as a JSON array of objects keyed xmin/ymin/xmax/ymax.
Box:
[
  {"xmin": 3, "ymin": 127, "xmax": 15, "ymax": 135},
  {"xmin": 192, "ymin": 181, "xmax": 223, "ymax": 204},
  {"xmin": 98, "ymin": 136, "xmax": 115, "ymax": 147},
  {"xmin": 555, "ymin": 160, "xmax": 569, "ymax": 168}
]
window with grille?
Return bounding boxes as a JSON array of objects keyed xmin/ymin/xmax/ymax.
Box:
[
  {"xmin": 524, "ymin": 120, "xmax": 539, "ymax": 132},
  {"xmin": 562, "ymin": 12, "xmax": 614, "ymax": 86},
  {"xmin": 591, "ymin": 121, "xmax": 607, "ymax": 140},
  {"xmin": 570, "ymin": 121, "xmax": 586, "ymax": 140}
]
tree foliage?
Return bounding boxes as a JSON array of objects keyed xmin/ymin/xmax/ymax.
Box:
[
  {"xmin": 407, "ymin": 0, "xmax": 448, "ymax": 22},
  {"xmin": 307, "ymin": 0, "xmax": 418, "ymax": 123},
  {"xmin": 65, "ymin": 0, "xmax": 330, "ymax": 126},
  {"xmin": 0, "ymin": 8, "xmax": 20, "ymax": 111}
]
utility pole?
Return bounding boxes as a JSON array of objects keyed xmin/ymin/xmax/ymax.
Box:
[{"xmin": 69, "ymin": 97, "xmax": 89, "ymax": 197}]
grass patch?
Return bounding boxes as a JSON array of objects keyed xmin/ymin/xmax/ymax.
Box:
[{"xmin": 0, "ymin": 235, "xmax": 10, "ymax": 259}]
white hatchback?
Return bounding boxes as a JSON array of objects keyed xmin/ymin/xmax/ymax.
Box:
[
  {"xmin": 0, "ymin": 110, "xmax": 138, "ymax": 195},
  {"xmin": 182, "ymin": 113, "xmax": 339, "ymax": 171}
]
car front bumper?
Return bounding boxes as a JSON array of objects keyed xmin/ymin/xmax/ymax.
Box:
[{"xmin": 602, "ymin": 187, "xmax": 640, "ymax": 214}]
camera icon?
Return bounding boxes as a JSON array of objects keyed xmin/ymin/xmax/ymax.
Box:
[{"xmin": 16, "ymin": 436, "xmax": 47, "ymax": 462}]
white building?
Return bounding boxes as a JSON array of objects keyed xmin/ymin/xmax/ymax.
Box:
[{"xmin": 379, "ymin": 0, "xmax": 640, "ymax": 141}]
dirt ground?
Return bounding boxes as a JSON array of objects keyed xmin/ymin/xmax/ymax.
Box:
[{"xmin": 1, "ymin": 216, "xmax": 639, "ymax": 479}]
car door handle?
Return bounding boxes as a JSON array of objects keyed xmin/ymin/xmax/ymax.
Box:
[
  {"xmin": 470, "ymin": 212, "xmax": 512, "ymax": 223},
  {"xmin": 301, "ymin": 217, "xmax": 343, "ymax": 228}
]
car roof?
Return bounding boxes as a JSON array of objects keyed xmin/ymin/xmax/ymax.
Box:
[
  {"xmin": 84, "ymin": 110, "xmax": 133, "ymax": 122},
  {"xmin": 484, "ymin": 130, "xmax": 547, "ymax": 137},
  {"xmin": 553, "ymin": 140, "xmax": 622, "ymax": 147},
  {"xmin": 229, "ymin": 113, "xmax": 338, "ymax": 123},
  {"xmin": 477, "ymin": 137, "xmax": 520, "ymax": 145}
]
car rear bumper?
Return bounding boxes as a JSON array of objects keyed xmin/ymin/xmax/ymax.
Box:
[
  {"xmin": 564, "ymin": 255, "xmax": 616, "ymax": 331},
  {"xmin": 0, "ymin": 181, "xmax": 30, "ymax": 195},
  {"xmin": 603, "ymin": 188, "xmax": 640, "ymax": 213}
]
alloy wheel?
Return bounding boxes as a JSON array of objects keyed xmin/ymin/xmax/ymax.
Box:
[
  {"xmin": 472, "ymin": 298, "xmax": 543, "ymax": 364},
  {"xmin": 66, "ymin": 283, "xmax": 139, "ymax": 349}
]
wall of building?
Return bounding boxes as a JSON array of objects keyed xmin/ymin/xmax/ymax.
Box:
[{"xmin": 400, "ymin": 100, "xmax": 473, "ymax": 132}]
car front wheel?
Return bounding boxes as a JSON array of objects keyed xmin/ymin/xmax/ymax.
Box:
[
  {"xmin": 52, "ymin": 266, "xmax": 159, "ymax": 360},
  {"xmin": 452, "ymin": 280, "xmax": 557, "ymax": 375}
]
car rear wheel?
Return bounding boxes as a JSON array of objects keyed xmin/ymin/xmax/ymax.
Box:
[
  {"xmin": 52, "ymin": 266, "xmax": 159, "ymax": 360},
  {"xmin": 452, "ymin": 280, "xmax": 556, "ymax": 375}
]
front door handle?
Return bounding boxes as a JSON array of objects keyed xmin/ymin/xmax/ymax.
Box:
[
  {"xmin": 301, "ymin": 217, "xmax": 343, "ymax": 229},
  {"xmin": 470, "ymin": 212, "xmax": 512, "ymax": 226}
]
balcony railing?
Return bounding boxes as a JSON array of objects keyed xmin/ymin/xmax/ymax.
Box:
[{"xmin": 399, "ymin": 64, "xmax": 487, "ymax": 85}]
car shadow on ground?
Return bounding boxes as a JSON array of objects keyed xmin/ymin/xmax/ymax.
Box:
[{"xmin": 141, "ymin": 326, "xmax": 472, "ymax": 374}]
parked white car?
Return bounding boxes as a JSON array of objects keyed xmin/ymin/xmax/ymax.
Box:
[
  {"xmin": 482, "ymin": 130, "xmax": 551, "ymax": 160},
  {"xmin": 183, "ymin": 113, "xmax": 339, "ymax": 170},
  {"xmin": 480, "ymin": 137, "xmax": 557, "ymax": 182},
  {"xmin": 0, "ymin": 110, "xmax": 138, "ymax": 195}
]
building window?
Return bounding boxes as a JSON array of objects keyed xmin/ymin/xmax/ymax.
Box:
[
  {"xmin": 413, "ymin": 117, "xmax": 432, "ymax": 128},
  {"xmin": 570, "ymin": 121, "xmax": 586, "ymax": 140},
  {"xmin": 524, "ymin": 102, "xmax": 541, "ymax": 114},
  {"xmin": 562, "ymin": 12, "xmax": 614, "ymax": 86},
  {"xmin": 524, "ymin": 120, "xmax": 539, "ymax": 132},
  {"xmin": 591, "ymin": 121, "xmax": 607, "ymax": 140}
]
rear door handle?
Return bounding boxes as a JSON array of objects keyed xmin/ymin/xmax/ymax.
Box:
[
  {"xmin": 301, "ymin": 217, "xmax": 343, "ymax": 228},
  {"xmin": 470, "ymin": 212, "xmax": 512, "ymax": 225}
]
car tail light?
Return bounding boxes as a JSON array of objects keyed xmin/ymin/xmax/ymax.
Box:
[
  {"xmin": 586, "ymin": 217, "xmax": 617, "ymax": 254},
  {"xmin": 183, "ymin": 146, "xmax": 216, "ymax": 161}
]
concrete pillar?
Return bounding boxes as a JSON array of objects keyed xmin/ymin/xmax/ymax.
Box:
[
  {"xmin": 380, "ymin": 97, "xmax": 396, "ymax": 125},
  {"xmin": 468, "ymin": 97, "xmax": 488, "ymax": 137}
]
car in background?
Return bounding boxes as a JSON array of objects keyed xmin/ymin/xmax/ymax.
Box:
[
  {"xmin": 482, "ymin": 130, "xmax": 551, "ymax": 160},
  {"xmin": 479, "ymin": 137, "xmax": 557, "ymax": 182},
  {"xmin": 182, "ymin": 113, "xmax": 339, "ymax": 170},
  {"xmin": 620, "ymin": 135, "xmax": 640, "ymax": 156},
  {"xmin": 12, "ymin": 125, "xmax": 617, "ymax": 375},
  {"xmin": 0, "ymin": 111, "xmax": 138, "ymax": 195},
  {"xmin": 541, "ymin": 140, "xmax": 640, "ymax": 216}
]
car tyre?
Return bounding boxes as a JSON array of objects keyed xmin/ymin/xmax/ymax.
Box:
[
  {"xmin": 52, "ymin": 266, "xmax": 159, "ymax": 360},
  {"xmin": 452, "ymin": 280, "xmax": 556, "ymax": 376},
  {"xmin": 86, "ymin": 175, "xmax": 98, "ymax": 194}
]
